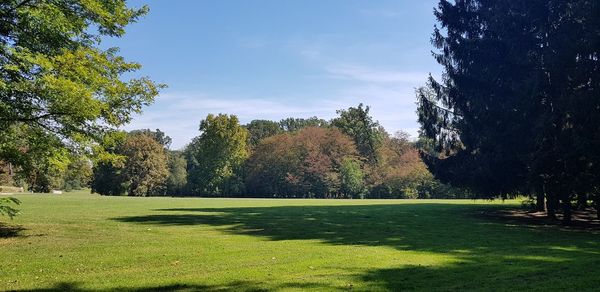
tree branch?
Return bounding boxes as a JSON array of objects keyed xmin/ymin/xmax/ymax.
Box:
[
  {"xmin": 420, "ymin": 96, "xmax": 461, "ymax": 117},
  {"xmin": 2, "ymin": 0, "xmax": 35, "ymax": 15},
  {"xmin": 0, "ymin": 112, "xmax": 70, "ymax": 122}
]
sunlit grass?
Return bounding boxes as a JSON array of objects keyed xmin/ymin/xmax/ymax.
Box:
[{"xmin": 1, "ymin": 191, "xmax": 599, "ymax": 291}]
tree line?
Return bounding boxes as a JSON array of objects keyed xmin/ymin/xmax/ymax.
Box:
[{"xmin": 86, "ymin": 104, "xmax": 465, "ymax": 199}]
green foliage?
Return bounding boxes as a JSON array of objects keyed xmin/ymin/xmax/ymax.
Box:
[
  {"xmin": 186, "ymin": 114, "xmax": 249, "ymax": 196},
  {"xmin": 62, "ymin": 156, "xmax": 93, "ymax": 191},
  {"xmin": 244, "ymin": 119, "xmax": 282, "ymax": 146},
  {"xmin": 25, "ymin": 145, "xmax": 71, "ymax": 192},
  {"xmin": 0, "ymin": 0, "xmax": 163, "ymax": 184},
  {"xmin": 418, "ymin": 0, "xmax": 600, "ymax": 222},
  {"xmin": 166, "ymin": 150, "xmax": 187, "ymax": 195},
  {"xmin": 332, "ymin": 104, "xmax": 384, "ymax": 163},
  {"xmin": 90, "ymin": 131, "xmax": 128, "ymax": 196},
  {"xmin": 340, "ymin": 158, "xmax": 365, "ymax": 198},
  {"xmin": 0, "ymin": 161, "xmax": 15, "ymax": 186},
  {"xmin": 91, "ymin": 160, "xmax": 126, "ymax": 196},
  {"xmin": 129, "ymin": 129, "xmax": 172, "ymax": 149},
  {"xmin": 0, "ymin": 197, "xmax": 20, "ymax": 219},
  {"xmin": 91, "ymin": 131, "xmax": 168, "ymax": 196},
  {"xmin": 121, "ymin": 133, "xmax": 169, "ymax": 196},
  {"xmin": 279, "ymin": 116, "xmax": 329, "ymax": 132},
  {"xmin": 0, "ymin": 124, "xmax": 64, "ymax": 191}
]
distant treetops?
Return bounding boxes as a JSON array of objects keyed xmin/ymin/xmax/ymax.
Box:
[{"xmin": 86, "ymin": 104, "xmax": 463, "ymax": 199}]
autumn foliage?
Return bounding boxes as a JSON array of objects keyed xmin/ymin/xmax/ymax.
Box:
[
  {"xmin": 245, "ymin": 127, "xmax": 358, "ymax": 198},
  {"xmin": 86, "ymin": 109, "xmax": 461, "ymax": 199}
]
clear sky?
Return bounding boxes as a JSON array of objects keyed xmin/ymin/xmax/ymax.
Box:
[{"xmin": 106, "ymin": 0, "xmax": 442, "ymax": 149}]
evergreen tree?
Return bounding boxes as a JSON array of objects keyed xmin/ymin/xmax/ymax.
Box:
[{"xmin": 417, "ymin": 0, "xmax": 600, "ymax": 224}]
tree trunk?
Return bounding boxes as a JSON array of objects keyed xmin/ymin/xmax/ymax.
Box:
[
  {"xmin": 576, "ymin": 193, "xmax": 587, "ymax": 210},
  {"xmin": 546, "ymin": 194, "xmax": 557, "ymax": 219},
  {"xmin": 561, "ymin": 199, "xmax": 572, "ymax": 226},
  {"xmin": 536, "ymin": 192, "xmax": 545, "ymax": 212},
  {"xmin": 596, "ymin": 196, "xmax": 600, "ymax": 220}
]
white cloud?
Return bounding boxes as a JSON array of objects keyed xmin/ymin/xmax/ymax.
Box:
[
  {"xmin": 124, "ymin": 84, "xmax": 422, "ymax": 149},
  {"xmin": 123, "ymin": 35, "xmax": 434, "ymax": 149},
  {"xmin": 326, "ymin": 64, "xmax": 427, "ymax": 84}
]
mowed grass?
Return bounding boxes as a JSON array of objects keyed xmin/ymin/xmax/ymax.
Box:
[{"xmin": 1, "ymin": 191, "xmax": 599, "ymax": 291}]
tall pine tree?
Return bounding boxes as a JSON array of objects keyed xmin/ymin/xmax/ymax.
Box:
[{"xmin": 417, "ymin": 0, "xmax": 600, "ymax": 224}]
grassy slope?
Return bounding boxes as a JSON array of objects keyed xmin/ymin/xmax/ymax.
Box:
[{"xmin": 1, "ymin": 191, "xmax": 599, "ymax": 291}]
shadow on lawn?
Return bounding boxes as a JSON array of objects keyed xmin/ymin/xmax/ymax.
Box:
[
  {"xmin": 0, "ymin": 223, "xmax": 26, "ymax": 238},
  {"xmin": 107, "ymin": 203, "xmax": 600, "ymax": 290},
  {"xmin": 16, "ymin": 280, "xmax": 332, "ymax": 292}
]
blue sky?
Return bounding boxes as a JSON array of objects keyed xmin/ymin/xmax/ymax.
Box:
[{"xmin": 107, "ymin": 0, "xmax": 442, "ymax": 149}]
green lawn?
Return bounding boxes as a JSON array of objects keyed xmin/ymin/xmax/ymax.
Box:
[{"xmin": 1, "ymin": 191, "xmax": 599, "ymax": 291}]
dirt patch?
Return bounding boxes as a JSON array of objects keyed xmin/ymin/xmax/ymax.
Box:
[{"xmin": 477, "ymin": 208, "xmax": 600, "ymax": 231}]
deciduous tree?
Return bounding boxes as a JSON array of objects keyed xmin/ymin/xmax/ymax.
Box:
[
  {"xmin": 340, "ymin": 158, "xmax": 365, "ymax": 198},
  {"xmin": 0, "ymin": 0, "xmax": 163, "ymax": 181},
  {"xmin": 279, "ymin": 117, "xmax": 329, "ymax": 132},
  {"xmin": 244, "ymin": 120, "xmax": 282, "ymax": 147},
  {"xmin": 332, "ymin": 104, "xmax": 384, "ymax": 164},
  {"xmin": 186, "ymin": 114, "xmax": 249, "ymax": 196},
  {"xmin": 245, "ymin": 127, "xmax": 358, "ymax": 198},
  {"xmin": 166, "ymin": 150, "xmax": 187, "ymax": 196},
  {"xmin": 121, "ymin": 133, "xmax": 169, "ymax": 196}
]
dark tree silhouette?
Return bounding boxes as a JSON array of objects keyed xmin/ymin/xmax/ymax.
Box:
[{"xmin": 417, "ymin": 0, "xmax": 600, "ymax": 224}]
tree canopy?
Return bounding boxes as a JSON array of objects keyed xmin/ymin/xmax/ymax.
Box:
[
  {"xmin": 121, "ymin": 133, "xmax": 169, "ymax": 196},
  {"xmin": 245, "ymin": 127, "xmax": 359, "ymax": 198},
  {"xmin": 186, "ymin": 114, "xmax": 249, "ymax": 196},
  {"xmin": 0, "ymin": 0, "xmax": 163, "ymax": 183},
  {"xmin": 332, "ymin": 103, "xmax": 384, "ymax": 164},
  {"xmin": 244, "ymin": 119, "xmax": 282, "ymax": 147},
  {"xmin": 417, "ymin": 0, "xmax": 600, "ymax": 223},
  {"xmin": 91, "ymin": 131, "xmax": 169, "ymax": 196}
]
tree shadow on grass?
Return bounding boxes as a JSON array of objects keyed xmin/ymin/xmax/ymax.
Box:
[
  {"xmin": 15, "ymin": 280, "xmax": 333, "ymax": 292},
  {"xmin": 0, "ymin": 222, "xmax": 26, "ymax": 238},
  {"xmin": 109, "ymin": 203, "xmax": 600, "ymax": 290}
]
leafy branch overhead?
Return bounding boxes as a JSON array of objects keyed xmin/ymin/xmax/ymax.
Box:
[
  {"xmin": 0, "ymin": 0, "xmax": 164, "ymax": 170},
  {"xmin": 0, "ymin": 197, "xmax": 20, "ymax": 219}
]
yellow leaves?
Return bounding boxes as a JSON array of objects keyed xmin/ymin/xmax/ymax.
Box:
[{"xmin": 47, "ymin": 148, "xmax": 71, "ymax": 174}]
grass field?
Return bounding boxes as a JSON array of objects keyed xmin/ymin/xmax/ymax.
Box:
[{"xmin": 1, "ymin": 191, "xmax": 599, "ymax": 291}]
